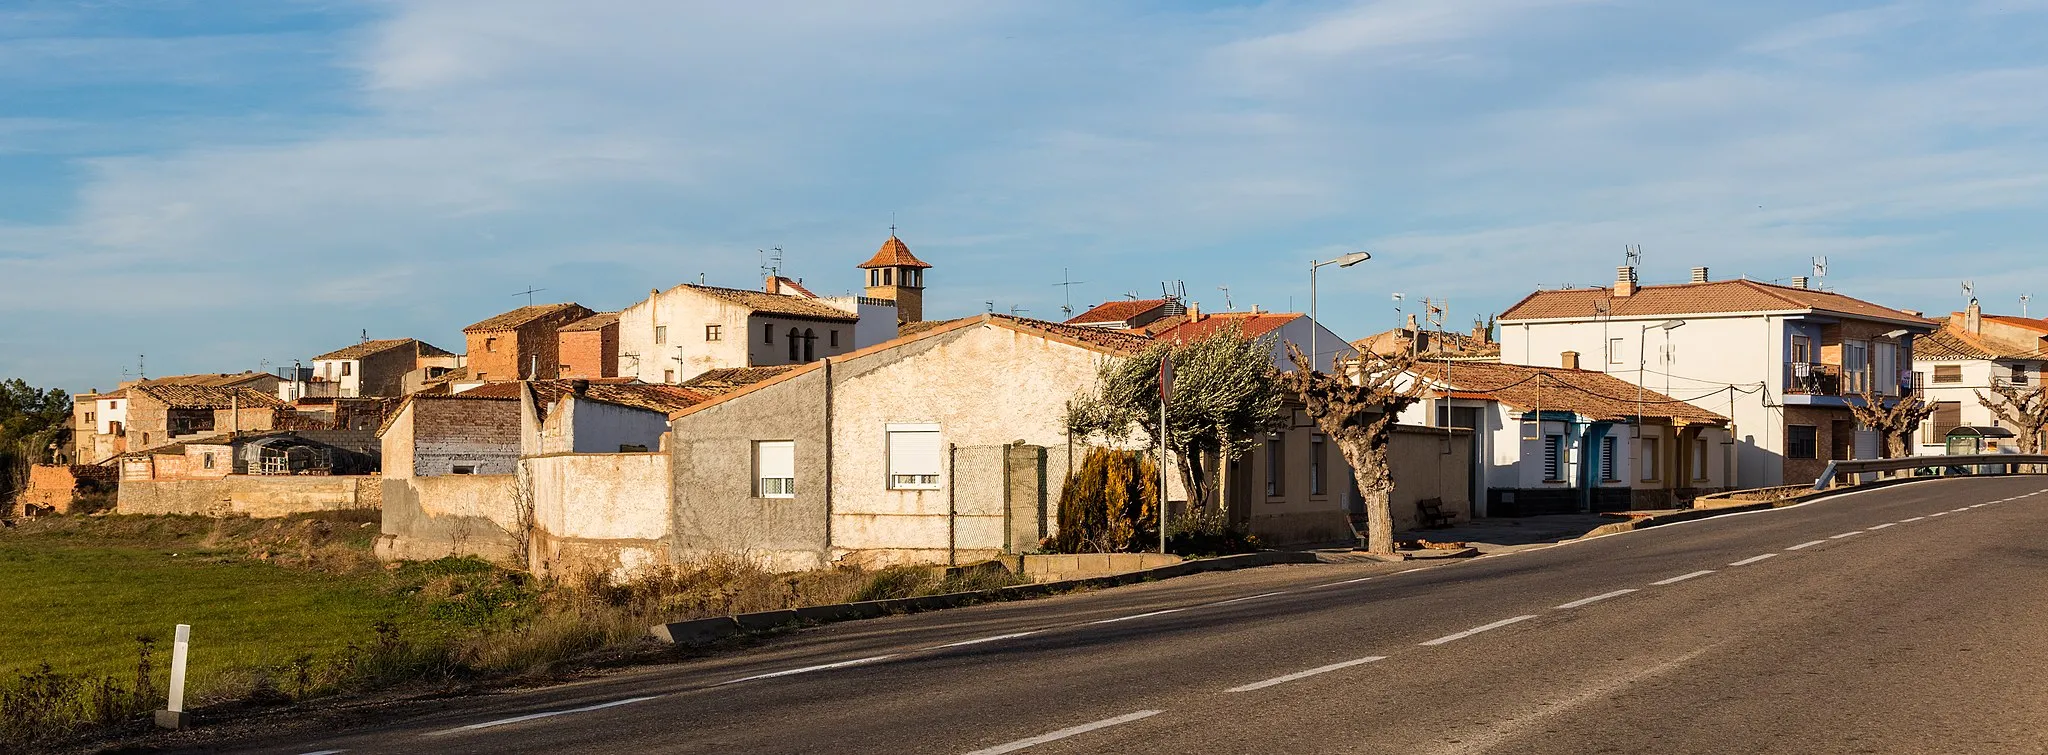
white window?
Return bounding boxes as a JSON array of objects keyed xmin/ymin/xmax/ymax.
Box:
[
  {"xmin": 755, "ymin": 440, "xmax": 795, "ymax": 498},
  {"xmin": 655, "ymin": 325, "xmax": 668, "ymax": 345},
  {"xmin": 887, "ymin": 423, "xmax": 942, "ymax": 489},
  {"xmin": 1608, "ymin": 337, "xmax": 1626, "ymax": 365}
]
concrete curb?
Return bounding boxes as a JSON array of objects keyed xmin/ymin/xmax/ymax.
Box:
[
  {"xmin": 1576, "ymin": 474, "xmax": 1981, "ymax": 540},
  {"xmin": 648, "ymin": 550, "xmax": 1321, "ymax": 646}
]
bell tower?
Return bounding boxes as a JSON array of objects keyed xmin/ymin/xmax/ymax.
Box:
[{"xmin": 857, "ymin": 231, "xmax": 932, "ymax": 323}]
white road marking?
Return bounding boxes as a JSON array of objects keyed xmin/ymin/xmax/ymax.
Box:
[
  {"xmin": 1315, "ymin": 576, "xmax": 1378, "ymax": 588},
  {"xmin": 1555, "ymin": 589, "xmax": 1637, "ymax": 609},
  {"xmin": 1089, "ymin": 608, "xmax": 1185, "ymax": 625},
  {"xmin": 1208, "ymin": 591, "xmax": 1289, "ymax": 606},
  {"xmin": 962, "ymin": 710, "xmax": 1165, "ymax": 755},
  {"xmin": 1786, "ymin": 539, "xmax": 1827, "ymax": 550},
  {"xmin": 428, "ymin": 696, "xmax": 660, "ymax": 735},
  {"xmin": 927, "ymin": 632, "xmax": 1039, "ymax": 650},
  {"xmin": 1951, "ymin": 507, "xmax": 1970, "ymax": 513},
  {"xmin": 1420, "ymin": 615, "xmax": 1538, "ymax": 646},
  {"xmin": 1227, "ymin": 656, "xmax": 1387, "ymax": 692},
  {"xmin": 1651, "ymin": 570, "xmax": 1716, "ymax": 585},
  {"xmin": 296, "ymin": 751, "xmax": 346, "ymax": 755},
  {"xmin": 1829, "ymin": 531, "xmax": 1863, "ymax": 539},
  {"xmin": 1930, "ymin": 511, "xmax": 1950, "ymax": 517},
  {"xmin": 1729, "ymin": 553, "xmax": 1779, "ymax": 566},
  {"xmin": 1867, "ymin": 522, "xmax": 1898, "ymax": 530},
  {"xmin": 1970, "ymin": 503, "xmax": 1990, "ymax": 508},
  {"xmin": 1899, "ymin": 516, "xmax": 1925, "ymax": 522},
  {"xmin": 717, "ymin": 655, "xmax": 896, "ymax": 686}
]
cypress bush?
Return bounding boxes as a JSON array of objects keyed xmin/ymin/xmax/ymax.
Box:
[{"xmin": 1046, "ymin": 447, "xmax": 1160, "ymax": 553}]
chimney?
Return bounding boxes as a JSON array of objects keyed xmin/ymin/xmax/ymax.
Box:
[
  {"xmin": 570, "ymin": 379, "xmax": 589, "ymax": 397},
  {"xmin": 1250, "ymin": 304, "xmax": 1262, "ymax": 315},
  {"xmin": 1791, "ymin": 276, "xmax": 1809, "ymax": 290},
  {"xmin": 1562, "ymin": 351, "xmax": 1581, "ymax": 370},
  {"xmin": 765, "ymin": 275, "xmax": 779, "ymax": 294},
  {"xmin": 1690, "ymin": 266, "xmax": 1710, "ymax": 284},
  {"xmin": 1615, "ymin": 266, "xmax": 1639, "ymax": 297},
  {"xmin": 1406, "ymin": 313, "xmax": 1419, "ymax": 333},
  {"xmin": 1966, "ymin": 299, "xmax": 1983, "ymax": 334},
  {"xmin": 1472, "ymin": 321, "xmax": 1492, "ymax": 346},
  {"xmin": 1186, "ymin": 301, "xmax": 1202, "ymax": 322}
]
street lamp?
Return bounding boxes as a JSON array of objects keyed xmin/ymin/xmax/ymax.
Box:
[
  {"xmin": 1310, "ymin": 252, "xmax": 1373, "ymax": 373},
  {"xmin": 1638, "ymin": 319, "xmax": 1686, "ymax": 432}
]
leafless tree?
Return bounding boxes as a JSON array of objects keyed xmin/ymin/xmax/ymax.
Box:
[
  {"xmin": 1978, "ymin": 383, "xmax": 2048, "ymax": 454},
  {"xmin": 1281, "ymin": 343, "xmax": 1427, "ymax": 555},
  {"xmin": 1847, "ymin": 390, "xmax": 1940, "ymax": 460}
]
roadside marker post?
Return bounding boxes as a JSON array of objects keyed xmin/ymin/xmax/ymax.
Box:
[{"xmin": 155, "ymin": 624, "xmax": 192, "ymax": 730}]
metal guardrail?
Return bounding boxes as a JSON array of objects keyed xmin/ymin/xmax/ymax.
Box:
[{"xmin": 1813, "ymin": 454, "xmax": 2048, "ymax": 491}]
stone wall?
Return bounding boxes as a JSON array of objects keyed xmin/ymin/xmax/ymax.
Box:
[
  {"xmin": 116, "ymin": 475, "xmax": 382, "ymax": 517},
  {"xmin": 526, "ymin": 452, "xmax": 672, "ymax": 578}
]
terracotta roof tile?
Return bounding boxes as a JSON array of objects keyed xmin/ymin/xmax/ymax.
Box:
[
  {"xmin": 770, "ymin": 277, "xmax": 819, "ymax": 298},
  {"xmin": 987, "ymin": 313, "xmax": 1154, "ymax": 355},
  {"xmin": 559, "ymin": 312, "xmax": 621, "ymax": 332},
  {"xmin": 856, "ymin": 236, "xmax": 932, "ymax": 269},
  {"xmin": 313, "ymin": 338, "xmax": 454, "ymax": 361},
  {"xmin": 896, "ymin": 319, "xmax": 955, "ymax": 338},
  {"xmin": 683, "ymin": 284, "xmax": 858, "ymax": 321},
  {"xmin": 1067, "ymin": 299, "xmax": 1169, "ymax": 326},
  {"xmin": 1501, "ymin": 280, "xmax": 1933, "ymax": 325},
  {"xmin": 131, "ymin": 384, "xmax": 285, "ymax": 410},
  {"xmin": 1153, "ymin": 312, "xmax": 1301, "ymax": 344},
  {"xmin": 133, "ymin": 372, "xmax": 274, "ymax": 389},
  {"xmin": 1915, "ymin": 325, "xmax": 2048, "ymax": 361},
  {"xmin": 1411, "ymin": 361, "xmax": 1727, "ymax": 424},
  {"xmin": 465, "ymin": 303, "xmax": 588, "ymax": 333},
  {"xmin": 678, "ymin": 366, "xmax": 803, "ymax": 396}
]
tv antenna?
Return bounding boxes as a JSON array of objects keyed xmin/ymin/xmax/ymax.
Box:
[
  {"xmin": 1009, "ymin": 305, "xmax": 1030, "ymax": 317},
  {"xmin": 985, "ymin": 301, "xmax": 996, "ymax": 313},
  {"xmin": 513, "ymin": 286, "xmax": 546, "ymax": 306},
  {"xmin": 360, "ymin": 328, "xmax": 370, "ymax": 346},
  {"xmin": 759, "ymin": 247, "xmax": 784, "ymax": 279},
  {"xmin": 1624, "ymin": 244, "xmax": 1643, "ymax": 267},
  {"xmin": 1963, "ymin": 280, "xmax": 1976, "ymax": 301},
  {"xmin": 1053, "ymin": 268, "xmax": 1086, "ymax": 318},
  {"xmin": 1424, "ymin": 298, "xmax": 1447, "ymax": 328},
  {"xmin": 1218, "ymin": 286, "xmax": 1233, "ymax": 311},
  {"xmin": 2024, "ymin": 294, "xmax": 2034, "ymax": 318},
  {"xmin": 1812, "ymin": 255, "xmax": 1828, "ymax": 282}
]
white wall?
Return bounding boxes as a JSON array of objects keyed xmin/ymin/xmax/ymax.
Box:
[
  {"xmin": 312, "ymin": 358, "xmax": 362, "ymax": 397},
  {"xmin": 617, "ymin": 288, "xmax": 755, "ymax": 383},
  {"xmin": 562, "ymin": 398, "xmax": 671, "ymax": 454},
  {"xmin": 96, "ymin": 396, "xmax": 126, "ymax": 434},
  {"xmin": 1267, "ymin": 317, "xmax": 1357, "ymax": 372},
  {"xmin": 1912, "ymin": 357, "xmax": 2044, "ymax": 454}
]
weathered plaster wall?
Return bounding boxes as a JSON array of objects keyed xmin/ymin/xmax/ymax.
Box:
[
  {"xmin": 117, "ymin": 475, "xmax": 382, "ymax": 517},
  {"xmin": 376, "ymin": 474, "xmax": 521, "ymax": 564},
  {"xmin": 668, "ymin": 367, "xmax": 832, "ymax": 572},
  {"xmin": 526, "ymin": 453, "xmax": 672, "ymax": 578},
  {"xmin": 1386, "ymin": 426, "xmax": 1475, "ymax": 531}
]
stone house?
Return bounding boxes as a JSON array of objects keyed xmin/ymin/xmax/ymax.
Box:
[
  {"xmin": 557, "ymin": 312, "xmax": 621, "ymax": 379},
  {"xmin": 464, "ymin": 303, "xmax": 597, "ymax": 383},
  {"xmin": 1911, "ymin": 301, "xmax": 2048, "ymax": 454},
  {"xmin": 1064, "ymin": 298, "xmax": 1184, "ymax": 331},
  {"xmin": 310, "ymin": 338, "xmax": 457, "ymax": 397},
  {"xmin": 1397, "ymin": 361, "xmax": 1732, "ymax": 515},
  {"xmin": 72, "ymin": 372, "xmax": 282, "ymax": 464},
  {"xmin": 1498, "ymin": 266, "xmax": 1935, "ymax": 487}
]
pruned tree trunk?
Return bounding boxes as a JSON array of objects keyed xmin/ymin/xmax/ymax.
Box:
[
  {"xmin": 1340, "ymin": 440, "xmax": 1395, "ymax": 554},
  {"xmin": 1283, "ymin": 343, "xmax": 1423, "ymax": 556}
]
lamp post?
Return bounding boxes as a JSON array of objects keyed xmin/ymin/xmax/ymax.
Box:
[
  {"xmin": 1637, "ymin": 319, "xmax": 1687, "ymax": 432},
  {"xmin": 1309, "ymin": 252, "xmax": 1373, "ymax": 372}
]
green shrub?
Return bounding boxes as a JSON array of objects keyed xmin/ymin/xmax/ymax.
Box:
[{"xmin": 1045, "ymin": 447, "xmax": 1160, "ymax": 553}]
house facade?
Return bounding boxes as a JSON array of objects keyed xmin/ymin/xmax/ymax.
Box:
[
  {"xmin": 311, "ymin": 338, "xmax": 456, "ymax": 397},
  {"xmin": 72, "ymin": 381, "xmax": 286, "ymax": 464},
  {"xmin": 557, "ymin": 312, "xmax": 621, "ymax": 379},
  {"xmin": 463, "ymin": 303, "xmax": 596, "ymax": 383},
  {"xmin": 1499, "ymin": 266, "xmax": 1935, "ymax": 487},
  {"xmin": 1152, "ymin": 306, "xmax": 1359, "ymax": 373},
  {"xmin": 614, "ymin": 283, "xmax": 872, "ymax": 384},
  {"xmin": 1911, "ymin": 302, "xmax": 2048, "ymax": 454},
  {"xmin": 1065, "ymin": 298, "xmax": 1184, "ymax": 331},
  {"xmin": 1399, "ymin": 361, "xmax": 1733, "ymax": 515}
]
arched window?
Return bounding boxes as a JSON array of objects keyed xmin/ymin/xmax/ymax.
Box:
[
  {"xmin": 803, "ymin": 328, "xmax": 815, "ymax": 361},
  {"xmin": 788, "ymin": 328, "xmax": 801, "ymax": 361}
]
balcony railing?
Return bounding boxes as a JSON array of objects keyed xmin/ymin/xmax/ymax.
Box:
[{"xmin": 1788, "ymin": 363, "xmax": 1893, "ymax": 397}]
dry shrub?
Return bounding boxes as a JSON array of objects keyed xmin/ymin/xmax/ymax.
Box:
[{"xmin": 1046, "ymin": 447, "xmax": 1159, "ymax": 553}]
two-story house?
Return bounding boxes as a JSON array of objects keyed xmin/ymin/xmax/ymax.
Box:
[
  {"xmin": 464, "ymin": 303, "xmax": 597, "ymax": 384},
  {"xmin": 1912, "ymin": 301, "xmax": 2048, "ymax": 454},
  {"xmin": 310, "ymin": 338, "xmax": 457, "ymax": 397},
  {"xmin": 1498, "ymin": 265, "xmax": 1935, "ymax": 487}
]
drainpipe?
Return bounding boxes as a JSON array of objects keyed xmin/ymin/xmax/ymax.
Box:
[
  {"xmin": 947, "ymin": 442, "xmax": 958, "ymax": 566},
  {"xmin": 822, "ymin": 357, "xmax": 834, "ymax": 562}
]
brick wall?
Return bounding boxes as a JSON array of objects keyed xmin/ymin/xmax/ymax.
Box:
[
  {"xmin": 15, "ymin": 464, "xmax": 116, "ymax": 515},
  {"xmin": 1783, "ymin": 405, "xmax": 1856, "ymax": 485},
  {"xmin": 466, "ymin": 306, "xmax": 594, "ymax": 382},
  {"xmin": 558, "ymin": 323, "xmax": 619, "ymax": 379},
  {"xmin": 408, "ymin": 397, "xmax": 521, "ymax": 476}
]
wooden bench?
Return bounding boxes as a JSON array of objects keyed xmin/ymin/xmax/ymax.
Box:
[{"xmin": 1416, "ymin": 497, "xmax": 1453, "ymax": 529}]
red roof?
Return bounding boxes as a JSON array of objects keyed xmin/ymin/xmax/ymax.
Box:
[
  {"xmin": 1153, "ymin": 312, "xmax": 1301, "ymax": 344},
  {"xmin": 857, "ymin": 236, "xmax": 932, "ymax": 270},
  {"xmin": 770, "ymin": 276, "xmax": 818, "ymax": 298},
  {"xmin": 1067, "ymin": 299, "xmax": 1168, "ymax": 326},
  {"xmin": 1501, "ymin": 279, "xmax": 1931, "ymax": 325},
  {"xmin": 1983, "ymin": 314, "xmax": 2048, "ymax": 334}
]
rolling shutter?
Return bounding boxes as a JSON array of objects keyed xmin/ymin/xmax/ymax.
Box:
[
  {"xmin": 887, "ymin": 424, "xmax": 942, "ymax": 488},
  {"xmin": 756, "ymin": 440, "xmax": 794, "ymax": 497}
]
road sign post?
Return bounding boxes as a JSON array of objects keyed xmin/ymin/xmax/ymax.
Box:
[{"xmin": 155, "ymin": 624, "xmax": 191, "ymax": 730}]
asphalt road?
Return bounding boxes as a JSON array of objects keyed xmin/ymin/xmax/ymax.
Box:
[{"xmin": 220, "ymin": 476, "xmax": 2048, "ymax": 755}]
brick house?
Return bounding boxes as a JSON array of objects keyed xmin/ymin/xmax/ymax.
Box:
[
  {"xmin": 310, "ymin": 338, "xmax": 456, "ymax": 397},
  {"xmin": 463, "ymin": 303, "xmax": 596, "ymax": 383},
  {"xmin": 72, "ymin": 376, "xmax": 288, "ymax": 463},
  {"xmin": 1499, "ymin": 266, "xmax": 1936, "ymax": 487},
  {"xmin": 557, "ymin": 312, "xmax": 621, "ymax": 379}
]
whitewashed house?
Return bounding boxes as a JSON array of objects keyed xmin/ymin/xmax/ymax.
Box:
[{"xmin": 1911, "ymin": 301, "xmax": 2048, "ymax": 454}]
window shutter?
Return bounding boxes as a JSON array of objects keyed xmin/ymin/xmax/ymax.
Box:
[
  {"xmin": 757, "ymin": 440, "xmax": 795, "ymax": 497},
  {"xmin": 887, "ymin": 426, "xmax": 942, "ymax": 487}
]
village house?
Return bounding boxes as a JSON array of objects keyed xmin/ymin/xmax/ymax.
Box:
[
  {"xmin": 1911, "ymin": 300, "xmax": 2048, "ymax": 454},
  {"xmin": 1064, "ymin": 298, "xmax": 1184, "ymax": 331},
  {"xmin": 1356, "ymin": 318, "xmax": 1502, "ymax": 362},
  {"xmin": 1399, "ymin": 361, "xmax": 1732, "ymax": 515},
  {"xmin": 1497, "ymin": 266, "xmax": 1935, "ymax": 487},
  {"xmin": 71, "ymin": 379, "xmax": 288, "ymax": 464},
  {"xmin": 1151, "ymin": 305, "xmax": 1358, "ymax": 373},
  {"xmin": 310, "ymin": 338, "xmax": 457, "ymax": 398},
  {"xmin": 858, "ymin": 234, "xmax": 931, "ymax": 324},
  {"xmin": 464, "ymin": 303, "xmax": 597, "ymax": 383},
  {"xmin": 557, "ymin": 312, "xmax": 621, "ymax": 379}
]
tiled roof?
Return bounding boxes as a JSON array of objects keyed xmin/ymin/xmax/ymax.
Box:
[
  {"xmin": 1067, "ymin": 299, "xmax": 1168, "ymax": 326},
  {"xmin": 1153, "ymin": 312, "xmax": 1301, "ymax": 344},
  {"xmin": 133, "ymin": 372, "xmax": 274, "ymax": 389},
  {"xmin": 1915, "ymin": 325, "xmax": 2048, "ymax": 361},
  {"xmin": 897, "ymin": 319, "xmax": 956, "ymax": 338},
  {"xmin": 131, "ymin": 384, "xmax": 285, "ymax": 410},
  {"xmin": 313, "ymin": 338, "xmax": 453, "ymax": 361},
  {"xmin": 465, "ymin": 303, "xmax": 588, "ymax": 333},
  {"xmin": 1410, "ymin": 361, "xmax": 1728, "ymax": 424},
  {"xmin": 1982, "ymin": 315, "xmax": 2048, "ymax": 334},
  {"xmin": 1354, "ymin": 328, "xmax": 1501, "ymax": 360},
  {"xmin": 1500, "ymin": 279, "xmax": 1933, "ymax": 325},
  {"xmin": 461, "ymin": 380, "xmax": 709, "ymax": 415},
  {"xmin": 987, "ymin": 314, "xmax": 1154, "ymax": 355},
  {"xmin": 769, "ymin": 277, "xmax": 818, "ymax": 298},
  {"xmin": 560, "ymin": 312, "xmax": 621, "ymax": 332},
  {"xmin": 856, "ymin": 236, "xmax": 932, "ymax": 269},
  {"xmin": 681, "ymin": 284, "xmax": 858, "ymax": 321},
  {"xmin": 678, "ymin": 366, "xmax": 803, "ymax": 396}
]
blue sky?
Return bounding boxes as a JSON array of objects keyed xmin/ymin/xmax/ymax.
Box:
[{"xmin": 4, "ymin": 0, "xmax": 2047, "ymax": 391}]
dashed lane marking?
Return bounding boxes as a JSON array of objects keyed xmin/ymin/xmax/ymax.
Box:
[
  {"xmin": 1226, "ymin": 656, "xmax": 1387, "ymax": 693},
  {"xmin": 1651, "ymin": 570, "xmax": 1715, "ymax": 586},
  {"xmin": 927, "ymin": 632, "xmax": 1040, "ymax": 651},
  {"xmin": 1899, "ymin": 516, "xmax": 1925, "ymax": 522},
  {"xmin": 1089, "ymin": 608, "xmax": 1186, "ymax": 625},
  {"xmin": 428, "ymin": 696, "xmax": 660, "ymax": 735},
  {"xmin": 1829, "ymin": 531, "xmax": 1863, "ymax": 539},
  {"xmin": 1420, "ymin": 615, "xmax": 1538, "ymax": 646},
  {"xmin": 1208, "ymin": 591, "xmax": 1289, "ymax": 606},
  {"xmin": 1729, "ymin": 553, "xmax": 1779, "ymax": 566},
  {"xmin": 717, "ymin": 655, "xmax": 896, "ymax": 686},
  {"xmin": 1930, "ymin": 511, "xmax": 1950, "ymax": 517},
  {"xmin": 962, "ymin": 710, "xmax": 1165, "ymax": 755},
  {"xmin": 1555, "ymin": 589, "xmax": 1637, "ymax": 609},
  {"xmin": 1314, "ymin": 576, "xmax": 1377, "ymax": 588},
  {"xmin": 1787, "ymin": 540, "xmax": 1827, "ymax": 550},
  {"xmin": 1867, "ymin": 522, "xmax": 1898, "ymax": 530}
]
